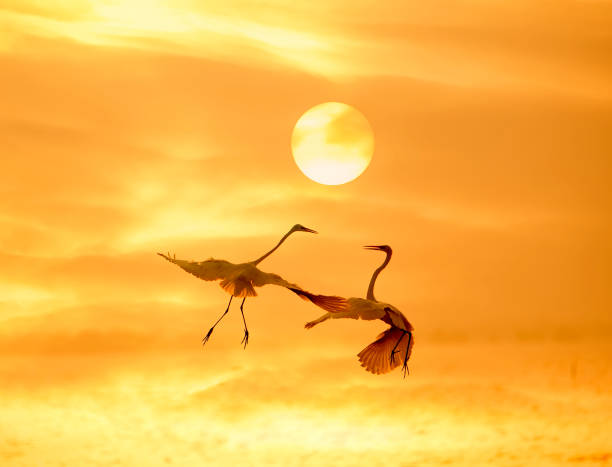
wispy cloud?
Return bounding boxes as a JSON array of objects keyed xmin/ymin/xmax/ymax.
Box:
[{"xmin": 2, "ymin": 0, "xmax": 611, "ymax": 96}]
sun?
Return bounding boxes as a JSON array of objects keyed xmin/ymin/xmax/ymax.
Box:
[{"xmin": 291, "ymin": 102, "xmax": 374, "ymax": 185}]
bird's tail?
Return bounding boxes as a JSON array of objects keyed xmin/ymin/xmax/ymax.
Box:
[
  {"xmin": 357, "ymin": 326, "xmax": 414, "ymax": 375},
  {"xmin": 287, "ymin": 287, "xmax": 347, "ymax": 313},
  {"xmin": 220, "ymin": 278, "xmax": 258, "ymax": 297}
]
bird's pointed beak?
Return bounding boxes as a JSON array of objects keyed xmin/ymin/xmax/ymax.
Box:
[
  {"xmin": 363, "ymin": 245, "xmax": 383, "ymax": 250},
  {"xmin": 302, "ymin": 227, "xmax": 318, "ymax": 234}
]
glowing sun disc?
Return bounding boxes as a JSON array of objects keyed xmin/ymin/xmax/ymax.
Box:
[{"xmin": 291, "ymin": 102, "xmax": 374, "ymax": 185}]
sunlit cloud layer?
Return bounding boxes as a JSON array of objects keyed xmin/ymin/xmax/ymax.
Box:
[{"xmin": 2, "ymin": 0, "xmax": 611, "ymax": 96}]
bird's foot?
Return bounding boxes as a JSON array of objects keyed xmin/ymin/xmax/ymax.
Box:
[
  {"xmin": 390, "ymin": 349, "xmax": 399, "ymax": 365},
  {"xmin": 202, "ymin": 328, "xmax": 214, "ymax": 346},
  {"xmin": 304, "ymin": 321, "xmax": 317, "ymax": 329},
  {"xmin": 402, "ymin": 361, "xmax": 410, "ymax": 378},
  {"xmin": 241, "ymin": 330, "xmax": 249, "ymax": 349}
]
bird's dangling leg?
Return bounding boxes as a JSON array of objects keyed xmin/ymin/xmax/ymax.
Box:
[
  {"xmin": 390, "ymin": 330, "xmax": 407, "ymax": 365},
  {"xmin": 304, "ymin": 313, "xmax": 331, "ymax": 329},
  {"xmin": 402, "ymin": 331, "xmax": 413, "ymax": 378},
  {"xmin": 202, "ymin": 295, "xmax": 233, "ymax": 346},
  {"xmin": 239, "ymin": 297, "xmax": 249, "ymax": 349}
]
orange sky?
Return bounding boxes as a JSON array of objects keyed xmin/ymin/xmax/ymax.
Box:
[{"xmin": 1, "ymin": 1, "xmax": 611, "ymax": 465}]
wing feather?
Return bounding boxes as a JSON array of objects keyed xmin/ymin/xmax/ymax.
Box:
[
  {"xmin": 357, "ymin": 327, "xmax": 414, "ymax": 375},
  {"xmin": 288, "ymin": 288, "xmax": 347, "ymax": 313},
  {"xmin": 251, "ymin": 270, "xmax": 347, "ymax": 313},
  {"xmin": 158, "ymin": 253, "xmax": 237, "ymax": 282}
]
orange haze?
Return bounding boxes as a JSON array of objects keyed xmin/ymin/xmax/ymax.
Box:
[{"xmin": 1, "ymin": 1, "xmax": 611, "ymax": 465}]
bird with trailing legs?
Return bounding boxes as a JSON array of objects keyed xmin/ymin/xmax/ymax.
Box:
[
  {"xmin": 158, "ymin": 224, "xmax": 345, "ymax": 348},
  {"xmin": 159, "ymin": 226, "xmax": 414, "ymax": 376}
]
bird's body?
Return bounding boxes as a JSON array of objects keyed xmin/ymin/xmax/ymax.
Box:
[
  {"xmin": 305, "ymin": 245, "xmax": 414, "ymax": 376},
  {"xmin": 334, "ymin": 298, "xmax": 411, "ymax": 328},
  {"xmin": 159, "ymin": 257, "xmax": 291, "ymax": 298},
  {"xmin": 159, "ymin": 224, "xmax": 345, "ymax": 347}
]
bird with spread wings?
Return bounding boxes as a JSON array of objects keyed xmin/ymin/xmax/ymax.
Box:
[
  {"xmin": 303, "ymin": 245, "xmax": 415, "ymax": 377},
  {"xmin": 158, "ymin": 224, "xmax": 345, "ymax": 347}
]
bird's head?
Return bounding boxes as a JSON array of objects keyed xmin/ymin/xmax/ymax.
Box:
[
  {"xmin": 291, "ymin": 224, "xmax": 318, "ymax": 234},
  {"xmin": 363, "ymin": 244, "xmax": 392, "ymax": 254}
]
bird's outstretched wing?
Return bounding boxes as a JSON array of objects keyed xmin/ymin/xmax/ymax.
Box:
[
  {"xmin": 157, "ymin": 253, "xmax": 237, "ymax": 281},
  {"xmin": 251, "ymin": 269, "xmax": 346, "ymax": 313},
  {"xmin": 357, "ymin": 326, "xmax": 414, "ymax": 375},
  {"xmin": 288, "ymin": 288, "xmax": 348, "ymax": 313},
  {"xmin": 383, "ymin": 305, "xmax": 414, "ymax": 331}
]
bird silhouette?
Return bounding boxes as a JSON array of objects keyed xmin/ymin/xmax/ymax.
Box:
[
  {"xmin": 303, "ymin": 245, "xmax": 414, "ymax": 377},
  {"xmin": 158, "ymin": 224, "xmax": 346, "ymax": 348}
]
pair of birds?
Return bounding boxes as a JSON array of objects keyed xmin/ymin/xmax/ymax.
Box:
[{"xmin": 158, "ymin": 224, "xmax": 414, "ymax": 376}]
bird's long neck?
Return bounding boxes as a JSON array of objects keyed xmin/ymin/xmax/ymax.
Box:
[
  {"xmin": 252, "ymin": 229, "xmax": 295, "ymax": 265},
  {"xmin": 366, "ymin": 250, "xmax": 392, "ymax": 301}
]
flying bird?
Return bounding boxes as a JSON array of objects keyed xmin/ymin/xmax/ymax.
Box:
[
  {"xmin": 303, "ymin": 245, "xmax": 414, "ymax": 377},
  {"xmin": 158, "ymin": 224, "xmax": 346, "ymax": 348}
]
